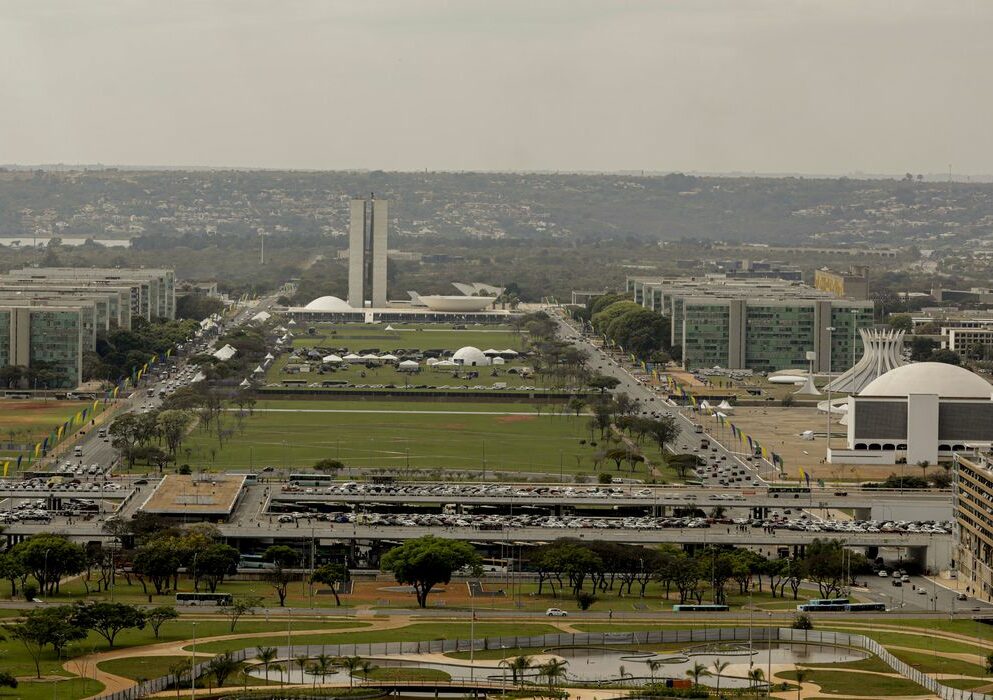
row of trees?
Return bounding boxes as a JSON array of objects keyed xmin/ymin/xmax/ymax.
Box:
[
  {"xmin": 109, "ymin": 408, "xmax": 195, "ymax": 470},
  {"xmin": 9, "ymin": 601, "xmax": 178, "ymax": 677},
  {"xmin": 528, "ymin": 538, "xmax": 870, "ymax": 606},
  {"xmin": 578, "ymin": 294, "xmax": 674, "ymax": 361}
]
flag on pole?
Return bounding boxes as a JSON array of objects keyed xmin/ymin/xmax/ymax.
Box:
[
  {"xmin": 16, "ymin": 455, "xmax": 22, "ymax": 470},
  {"xmin": 34, "ymin": 442, "xmax": 41, "ymax": 457},
  {"xmin": 2, "ymin": 461, "xmax": 8, "ymax": 477},
  {"xmin": 42, "ymin": 437, "xmax": 49, "ymax": 453},
  {"xmin": 798, "ymin": 467, "xmax": 806, "ymax": 482}
]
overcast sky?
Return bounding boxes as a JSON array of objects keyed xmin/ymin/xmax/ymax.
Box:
[{"xmin": 1, "ymin": 1, "xmax": 991, "ymax": 175}]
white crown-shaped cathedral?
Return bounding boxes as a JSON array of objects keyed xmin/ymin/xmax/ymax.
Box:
[{"xmin": 825, "ymin": 328, "xmax": 907, "ymax": 394}]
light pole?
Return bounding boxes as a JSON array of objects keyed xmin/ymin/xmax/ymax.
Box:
[
  {"xmin": 191, "ymin": 621, "xmax": 197, "ymax": 700},
  {"xmin": 43, "ymin": 548, "xmax": 51, "ymax": 601},
  {"xmin": 825, "ymin": 326, "xmax": 836, "ymax": 461}
]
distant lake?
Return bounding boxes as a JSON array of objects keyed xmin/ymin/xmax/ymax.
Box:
[{"xmin": 0, "ymin": 237, "xmax": 132, "ymax": 248}]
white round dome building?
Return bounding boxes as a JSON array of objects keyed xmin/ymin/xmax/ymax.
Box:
[
  {"xmin": 452, "ymin": 346, "xmax": 490, "ymax": 366},
  {"xmin": 303, "ymin": 296, "xmax": 353, "ymax": 312},
  {"xmin": 836, "ymin": 361, "xmax": 993, "ymax": 465}
]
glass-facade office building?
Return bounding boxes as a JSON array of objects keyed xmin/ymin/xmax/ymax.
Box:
[{"xmin": 0, "ymin": 306, "xmax": 84, "ymax": 388}]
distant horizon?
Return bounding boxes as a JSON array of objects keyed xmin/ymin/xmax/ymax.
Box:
[{"xmin": 4, "ymin": 163, "xmax": 992, "ymax": 183}]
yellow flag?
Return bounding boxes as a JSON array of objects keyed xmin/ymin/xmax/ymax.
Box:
[{"xmin": 2, "ymin": 462, "xmax": 8, "ymax": 477}]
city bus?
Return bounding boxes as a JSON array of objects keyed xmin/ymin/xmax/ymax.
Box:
[
  {"xmin": 238, "ymin": 554, "xmax": 275, "ymax": 570},
  {"xmin": 796, "ymin": 598, "xmax": 850, "ymax": 612},
  {"xmin": 289, "ymin": 473, "xmax": 335, "ymax": 487},
  {"xmin": 175, "ymin": 592, "xmax": 232, "ymax": 606},
  {"xmin": 672, "ymin": 604, "xmax": 730, "ymax": 612},
  {"xmin": 768, "ymin": 485, "xmax": 811, "ymax": 497}
]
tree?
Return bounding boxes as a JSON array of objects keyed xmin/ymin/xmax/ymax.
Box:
[
  {"xmin": 711, "ymin": 659, "xmax": 729, "ymax": 695},
  {"xmin": 313, "ymin": 653, "xmax": 334, "ymax": 686},
  {"xmin": 0, "ymin": 552, "xmax": 27, "ymax": 597},
  {"xmin": 12, "ymin": 534, "xmax": 87, "ymax": 595},
  {"xmin": 313, "ymin": 459, "xmax": 344, "ymax": 473},
  {"xmin": 311, "ymin": 563, "xmax": 349, "ymax": 606},
  {"xmin": 887, "ymin": 314, "xmax": 913, "ymax": 333},
  {"xmin": 986, "ymin": 651, "xmax": 993, "ymax": 675},
  {"xmin": 917, "ymin": 460, "xmax": 930, "ymax": 483},
  {"xmin": 794, "ymin": 668, "xmax": 809, "ymax": 700},
  {"xmin": 132, "ymin": 538, "xmax": 182, "ymax": 595},
  {"xmin": 539, "ymin": 658, "xmax": 569, "ymax": 692},
  {"xmin": 74, "ymin": 602, "xmax": 146, "ymax": 648},
  {"xmin": 340, "ymin": 656, "xmax": 363, "ymax": 688},
  {"xmin": 588, "ymin": 374, "xmax": 620, "ymax": 393},
  {"xmin": 224, "ymin": 596, "xmax": 263, "ymax": 632},
  {"xmin": 380, "ymin": 536, "xmax": 482, "ymax": 608},
  {"xmin": 576, "ymin": 591, "xmax": 596, "ymax": 610},
  {"xmin": 169, "ymin": 659, "xmax": 192, "ymax": 697},
  {"xmin": 802, "ymin": 539, "xmax": 847, "ymax": 598},
  {"xmin": 207, "ymin": 652, "xmax": 240, "ymax": 687},
  {"xmin": 10, "ymin": 607, "xmax": 87, "ymax": 677},
  {"xmin": 256, "ymin": 646, "xmax": 278, "ymax": 684},
  {"xmin": 147, "ymin": 606, "xmax": 179, "ymax": 639},
  {"xmin": 500, "ymin": 655, "xmax": 534, "ymax": 686},
  {"xmin": 792, "ymin": 613, "xmax": 813, "ymax": 630},
  {"xmin": 197, "ymin": 544, "xmax": 241, "ymax": 593},
  {"xmin": 748, "ymin": 667, "xmax": 765, "ymax": 691},
  {"xmin": 157, "ymin": 410, "xmax": 194, "ymax": 457},
  {"xmin": 646, "ymin": 415, "xmax": 680, "ymax": 455},
  {"xmin": 928, "ymin": 348, "xmax": 961, "ymax": 366},
  {"xmin": 262, "ymin": 546, "xmax": 300, "ymax": 606},
  {"xmin": 685, "ymin": 661, "xmax": 710, "ymax": 688}
]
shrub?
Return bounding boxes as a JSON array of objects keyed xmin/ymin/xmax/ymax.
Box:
[
  {"xmin": 23, "ymin": 583, "xmax": 38, "ymax": 602},
  {"xmin": 576, "ymin": 592, "xmax": 597, "ymax": 610},
  {"xmin": 598, "ymin": 472, "xmax": 613, "ymax": 484},
  {"xmin": 792, "ymin": 613, "xmax": 813, "ymax": 630}
]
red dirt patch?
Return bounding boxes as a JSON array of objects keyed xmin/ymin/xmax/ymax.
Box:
[
  {"xmin": 437, "ymin": 422, "xmax": 468, "ymax": 430},
  {"xmin": 495, "ymin": 415, "xmax": 537, "ymax": 424}
]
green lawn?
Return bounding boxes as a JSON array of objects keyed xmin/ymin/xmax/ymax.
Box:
[
  {"xmin": 190, "ymin": 622, "xmax": 558, "ymax": 654},
  {"xmin": 97, "ymin": 655, "xmax": 189, "ymax": 682},
  {"xmin": 43, "ymin": 574, "xmax": 363, "ymax": 610},
  {"xmin": 365, "ymin": 667, "xmax": 452, "ymax": 682},
  {"xmin": 890, "ymin": 648, "xmax": 991, "ymax": 677},
  {"xmin": 0, "ymin": 678, "xmax": 104, "ymax": 700},
  {"xmin": 0, "ymin": 399, "xmax": 93, "ymax": 463},
  {"xmin": 180, "ymin": 398, "xmax": 624, "ymax": 476},
  {"xmin": 778, "ymin": 669, "xmax": 930, "ymax": 696},
  {"xmin": 830, "ymin": 628, "xmax": 989, "ymax": 656},
  {"xmin": 289, "ymin": 324, "xmax": 525, "ymax": 353}
]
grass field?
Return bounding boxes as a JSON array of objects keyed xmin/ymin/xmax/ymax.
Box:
[
  {"xmin": 180, "ymin": 398, "xmax": 661, "ymax": 477},
  {"xmin": 0, "ymin": 399, "xmax": 91, "ymax": 459},
  {"xmin": 778, "ymin": 668, "xmax": 930, "ymax": 696},
  {"xmin": 289, "ymin": 324, "xmax": 525, "ymax": 353}
]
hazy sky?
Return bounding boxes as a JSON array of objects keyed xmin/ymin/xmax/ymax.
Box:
[{"xmin": 2, "ymin": 1, "xmax": 991, "ymax": 174}]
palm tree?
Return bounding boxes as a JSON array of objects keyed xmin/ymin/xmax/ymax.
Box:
[
  {"xmin": 685, "ymin": 661, "xmax": 710, "ymax": 688},
  {"xmin": 747, "ymin": 667, "xmax": 765, "ymax": 692},
  {"xmin": 794, "ymin": 668, "xmax": 809, "ymax": 700},
  {"xmin": 256, "ymin": 646, "xmax": 277, "ymax": 684},
  {"xmin": 358, "ymin": 659, "xmax": 377, "ymax": 682},
  {"xmin": 539, "ymin": 659, "xmax": 569, "ymax": 693},
  {"xmin": 340, "ymin": 656, "xmax": 363, "ymax": 688},
  {"xmin": 269, "ymin": 663, "xmax": 285, "ymax": 687},
  {"xmin": 499, "ymin": 655, "xmax": 534, "ymax": 686},
  {"xmin": 313, "ymin": 653, "xmax": 334, "ymax": 686},
  {"xmin": 647, "ymin": 659, "xmax": 664, "ymax": 685},
  {"xmin": 168, "ymin": 659, "xmax": 191, "ymax": 700},
  {"xmin": 294, "ymin": 654, "xmax": 310, "ymax": 683},
  {"xmin": 711, "ymin": 659, "xmax": 730, "ymax": 695}
]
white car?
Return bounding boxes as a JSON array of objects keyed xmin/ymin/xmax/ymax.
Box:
[
  {"xmin": 877, "ymin": 570, "xmax": 889, "ymax": 577},
  {"xmin": 545, "ymin": 608, "xmax": 568, "ymax": 617}
]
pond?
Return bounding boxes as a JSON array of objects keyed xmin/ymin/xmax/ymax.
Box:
[{"xmin": 246, "ymin": 641, "xmax": 867, "ymax": 689}]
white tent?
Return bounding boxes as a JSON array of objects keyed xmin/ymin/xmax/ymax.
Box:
[
  {"xmin": 499, "ymin": 349, "xmax": 519, "ymax": 356},
  {"xmin": 482, "ymin": 348, "xmax": 501, "ymax": 356},
  {"xmin": 385, "ymin": 324, "xmax": 395, "ymax": 331},
  {"xmin": 435, "ymin": 359, "xmax": 457, "ymax": 367},
  {"xmin": 251, "ymin": 311, "xmax": 271, "ymax": 323},
  {"xmin": 287, "ymin": 319, "xmax": 297, "ymax": 325},
  {"xmin": 717, "ymin": 400, "xmax": 734, "ymax": 412},
  {"xmin": 264, "ymin": 352, "xmax": 275, "ymax": 361},
  {"xmin": 399, "ymin": 359, "xmax": 419, "ymax": 367},
  {"xmin": 492, "ymin": 357, "xmax": 506, "ymax": 365},
  {"xmin": 253, "ymin": 365, "xmax": 264, "ymax": 374},
  {"xmin": 212, "ymin": 344, "xmax": 237, "ymax": 361},
  {"xmin": 380, "ymin": 354, "xmax": 399, "ymax": 361},
  {"xmin": 322, "ymin": 354, "xmax": 343, "ymax": 364},
  {"xmin": 239, "ymin": 379, "xmax": 251, "ymax": 388},
  {"xmin": 361, "ymin": 353, "xmax": 381, "ymax": 362},
  {"xmin": 398, "ymin": 360, "xmax": 419, "ymax": 372},
  {"xmin": 699, "ymin": 400, "xmax": 712, "ymax": 411},
  {"xmin": 343, "ymin": 353, "xmax": 362, "ymax": 362}
]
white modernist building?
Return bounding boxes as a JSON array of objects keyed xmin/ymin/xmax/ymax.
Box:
[
  {"xmin": 831, "ymin": 362, "xmax": 993, "ymax": 465},
  {"xmin": 825, "ymin": 328, "xmax": 907, "ymax": 394}
]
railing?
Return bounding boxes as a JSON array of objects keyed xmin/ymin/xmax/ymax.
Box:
[{"xmin": 92, "ymin": 627, "xmax": 992, "ymax": 700}]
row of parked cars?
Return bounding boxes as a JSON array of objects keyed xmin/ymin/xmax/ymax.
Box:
[
  {"xmin": 284, "ymin": 482, "xmax": 747, "ymax": 501},
  {"xmin": 0, "ymin": 478, "xmax": 121, "ymax": 492},
  {"xmin": 269, "ymin": 509, "xmax": 952, "ymax": 534}
]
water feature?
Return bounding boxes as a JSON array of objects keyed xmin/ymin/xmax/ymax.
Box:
[{"xmin": 246, "ymin": 641, "xmax": 866, "ymax": 690}]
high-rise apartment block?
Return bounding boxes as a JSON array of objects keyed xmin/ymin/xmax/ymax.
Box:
[{"xmin": 347, "ymin": 196, "xmax": 389, "ymax": 308}]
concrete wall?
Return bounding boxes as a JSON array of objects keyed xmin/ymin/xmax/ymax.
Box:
[
  {"xmin": 348, "ymin": 199, "xmax": 366, "ymax": 307},
  {"xmin": 371, "ymin": 199, "xmax": 388, "ymax": 308}
]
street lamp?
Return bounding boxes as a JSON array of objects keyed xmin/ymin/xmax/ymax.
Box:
[{"xmin": 825, "ymin": 327, "xmax": 836, "ymax": 460}]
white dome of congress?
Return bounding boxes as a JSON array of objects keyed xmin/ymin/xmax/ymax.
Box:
[
  {"xmin": 303, "ymin": 296, "xmax": 352, "ymax": 312},
  {"xmin": 858, "ymin": 362, "xmax": 993, "ymax": 398}
]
